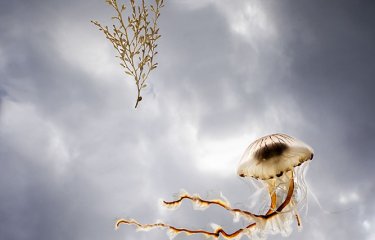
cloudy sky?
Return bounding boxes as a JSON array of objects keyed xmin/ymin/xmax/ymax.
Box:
[{"xmin": 1, "ymin": 0, "xmax": 374, "ymax": 239}]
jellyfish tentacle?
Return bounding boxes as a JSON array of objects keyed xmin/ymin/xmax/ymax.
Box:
[
  {"xmin": 116, "ymin": 218, "xmax": 256, "ymax": 239},
  {"xmin": 163, "ymin": 194, "xmax": 258, "ymax": 220},
  {"xmin": 295, "ymin": 213, "xmax": 301, "ymax": 227}
]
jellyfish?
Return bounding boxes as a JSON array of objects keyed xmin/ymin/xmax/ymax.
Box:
[{"xmin": 116, "ymin": 133, "xmax": 314, "ymax": 239}]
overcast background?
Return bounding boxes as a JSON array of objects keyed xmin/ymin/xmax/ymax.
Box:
[{"xmin": 1, "ymin": 0, "xmax": 374, "ymax": 239}]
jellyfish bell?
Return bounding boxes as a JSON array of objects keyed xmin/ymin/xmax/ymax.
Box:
[
  {"xmin": 237, "ymin": 133, "xmax": 313, "ymax": 180},
  {"xmin": 237, "ymin": 133, "xmax": 314, "ymax": 237}
]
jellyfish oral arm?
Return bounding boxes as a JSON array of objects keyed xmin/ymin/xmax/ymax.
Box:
[
  {"xmin": 266, "ymin": 179, "xmax": 277, "ymax": 215},
  {"xmin": 116, "ymin": 174, "xmax": 296, "ymax": 239},
  {"xmin": 265, "ymin": 172, "xmax": 294, "ymax": 217}
]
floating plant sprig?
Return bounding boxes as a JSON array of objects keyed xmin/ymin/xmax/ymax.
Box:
[{"xmin": 92, "ymin": 0, "xmax": 164, "ymax": 108}]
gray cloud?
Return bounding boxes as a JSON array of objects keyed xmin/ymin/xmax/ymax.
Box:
[{"xmin": 0, "ymin": 0, "xmax": 374, "ymax": 240}]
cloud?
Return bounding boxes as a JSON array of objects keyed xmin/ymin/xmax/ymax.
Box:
[{"xmin": 0, "ymin": 0, "xmax": 374, "ymax": 240}]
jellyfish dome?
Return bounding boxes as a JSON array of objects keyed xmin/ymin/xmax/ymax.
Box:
[
  {"xmin": 238, "ymin": 133, "xmax": 314, "ymax": 237},
  {"xmin": 237, "ymin": 133, "xmax": 313, "ymax": 180}
]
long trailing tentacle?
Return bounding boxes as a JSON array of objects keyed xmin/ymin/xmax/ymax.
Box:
[
  {"xmin": 116, "ymin": 173, "xmax": 295, "ymax": 239},
  {"xmin": 116, "ymin": 219, "xmax": 256, "ymax": 239},
  {"xmin": 162, "ymin": 193, "xmax": 259, "ymax": 220}
]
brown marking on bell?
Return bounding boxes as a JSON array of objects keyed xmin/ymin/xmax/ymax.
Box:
[
  {"xmin": 276, "ymin": 171, "xmax": 284, "ymax": 177},
  {"xmin": 239, "ymin": 173, "xmax": 245, "ymax": 178},
  {"xmin": 310, "ymin": 153, "xmax": 314, "ymax": 160},
  {"xmin": 255, "ymin": 142, "xmax": 289, "ymax": 161}
]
